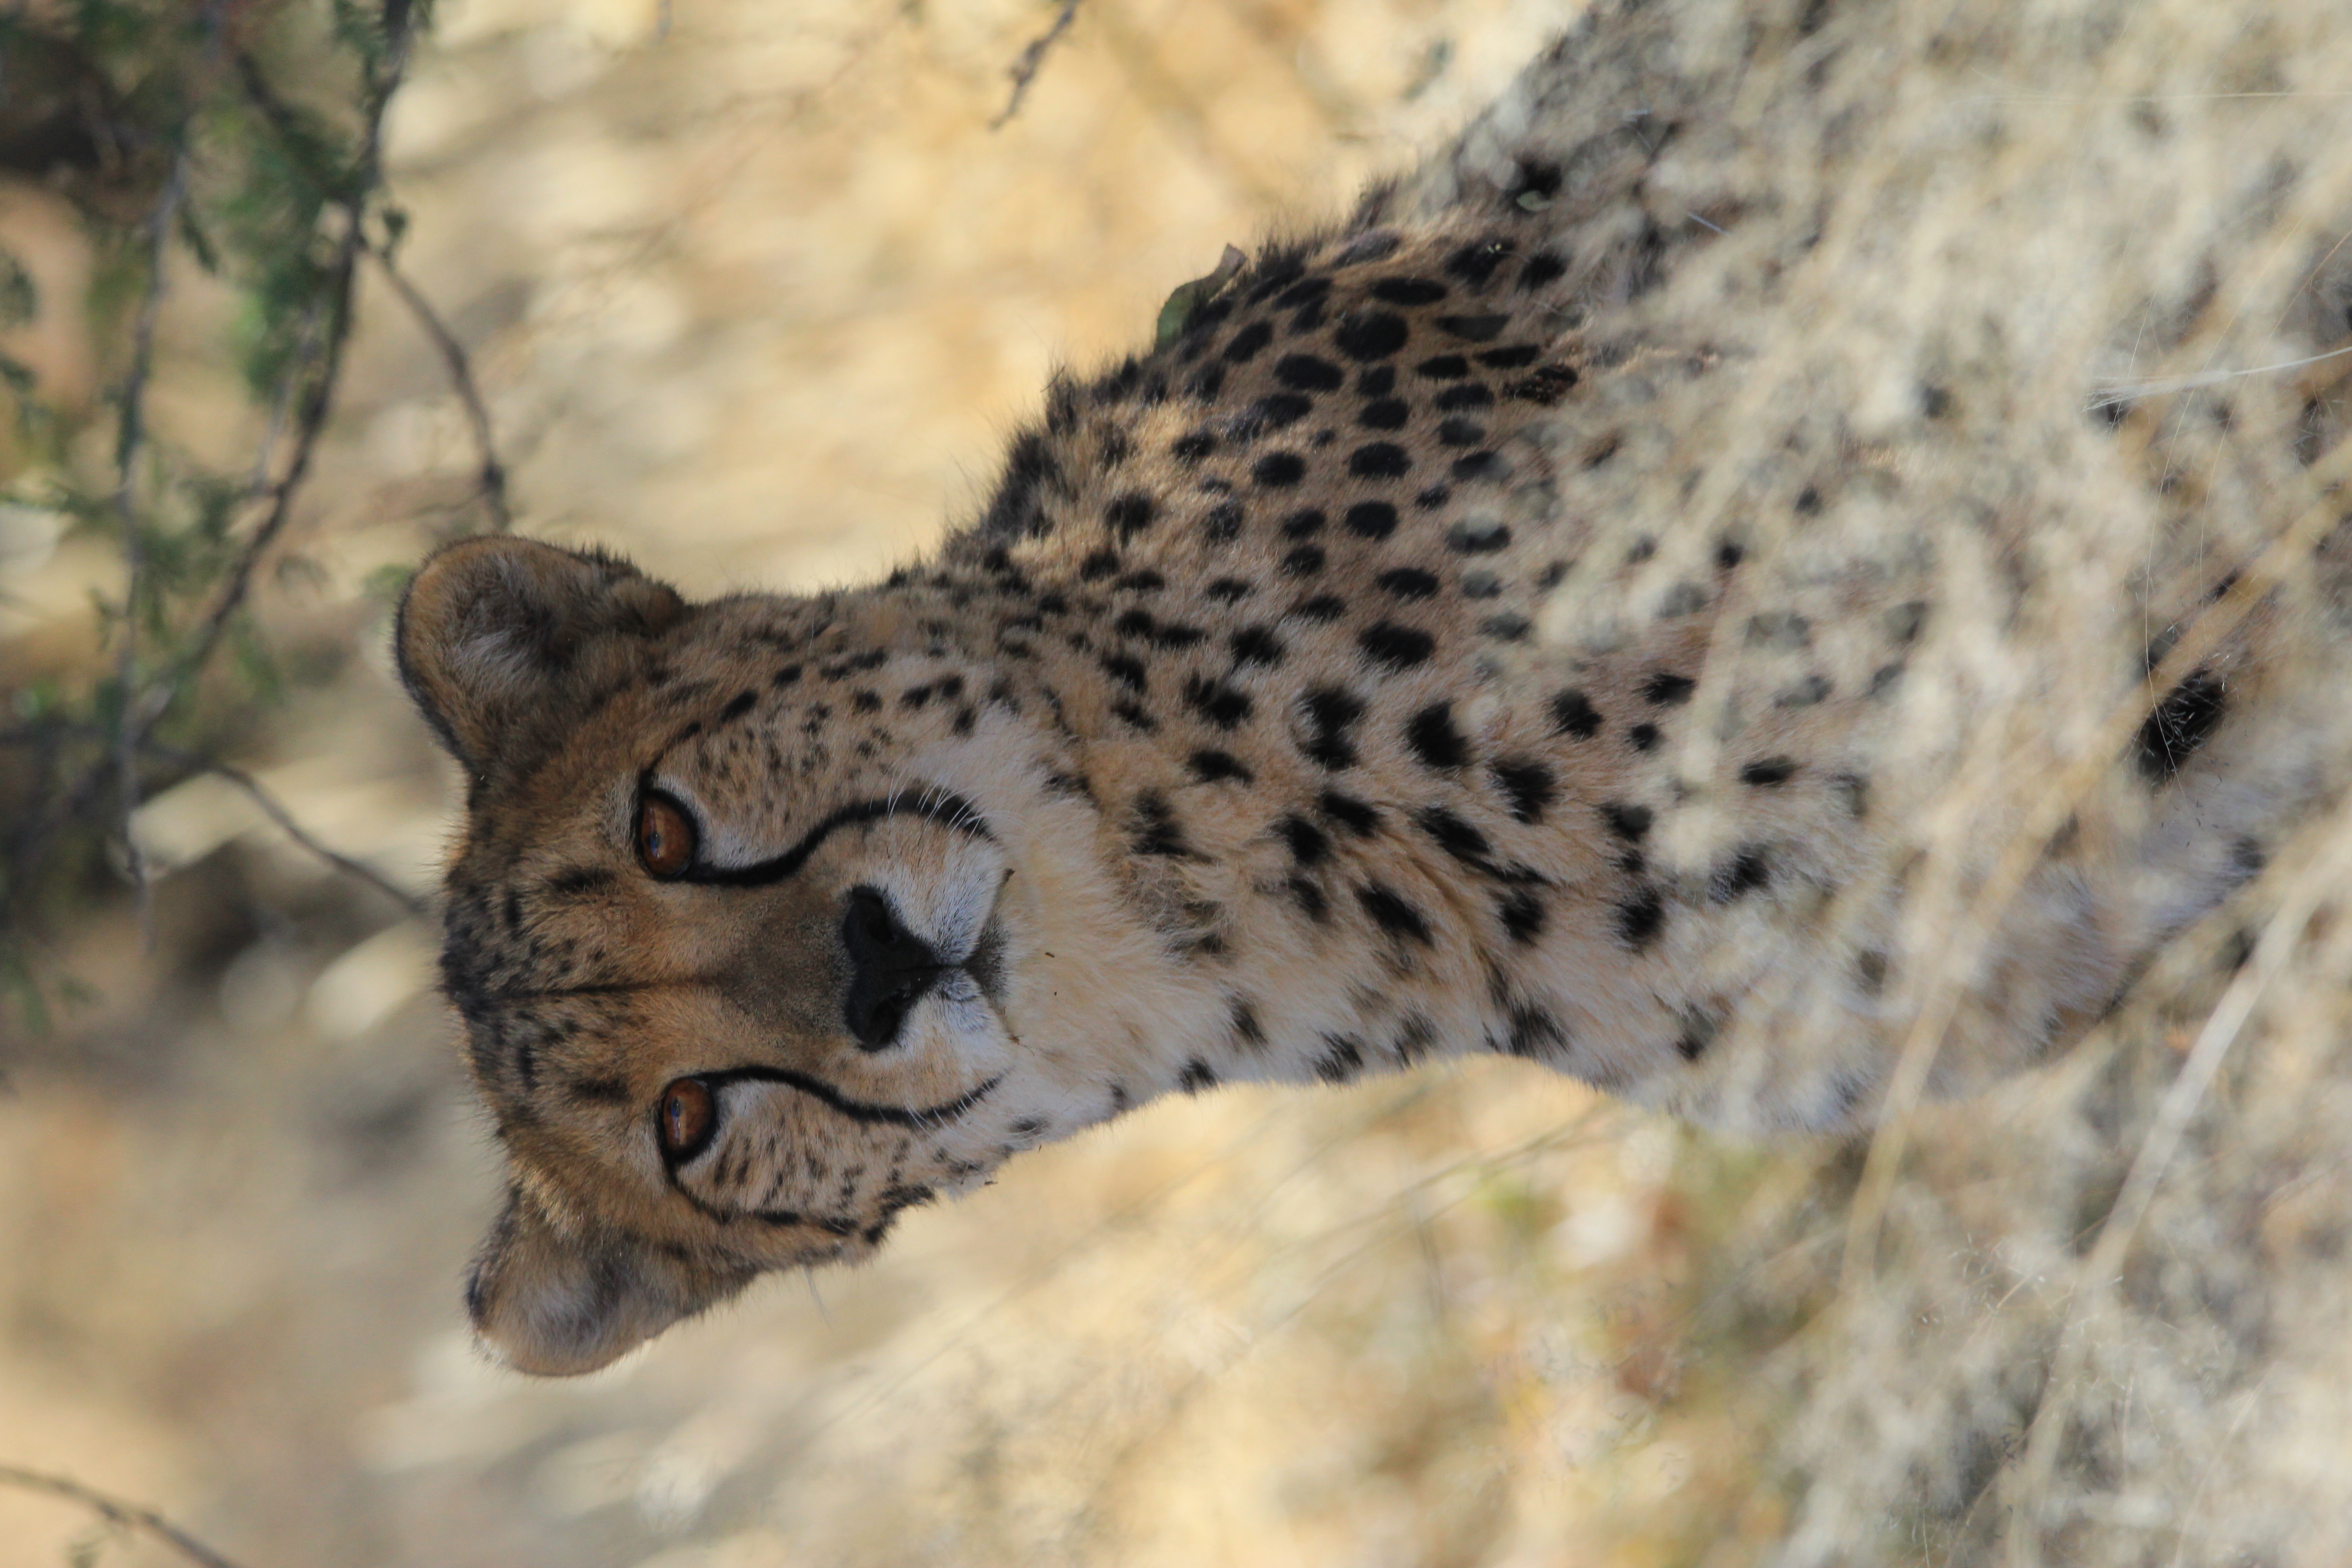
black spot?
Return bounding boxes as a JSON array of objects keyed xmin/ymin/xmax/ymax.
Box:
[
  {"xmin": 1288, "ymin": 877, "xmax": 1330, "ymax": 923},
  {"xmin": 1171, "ymin": 430, "xmax": 1217, "ymax": 462},
  {"xmin": 1359, "ymin": 623, "xmax": 1434, "ymax": 669},
  {"xmin": 1498, "ymin": 888, "xmax": 1545, "ymax": 944},
  {"xmin": 1312, "ymin": 1034, "xmax": 1367, "ymax": 1083},
  {"xmin": 1710, "ymin": 846, "xmax": 1772, "ymax": 902},
  {"xmin": 1230, "ymin": 626, "xmax": 1284, "ymax": 665},
  {"xmin": 1294, "ymin": 594, "xmax": 1346, "ymax": 622},
  {"xmin": 1436, "ymin": 313, "xmax": 1508, "ymax": 341},
  {"xmin": 1741, "ymin": 757, "xmax": 1799, "ymax": 787},
  {"xmin": 1345, "ymin": 501, "xmax": 1398, "ymax": 539},
  {"xmin": 1517, "ymin": 252, "xmax": 1568, "ymax": 289},
  {"xmin": 851, "ymin": 691, "xmax": 883, "ymax": 713},
  {"xmin": 1300, "ymin": 686, "xmax": 1365, "ymax": 767},
  {"xmin": 1357, "ymin": 884, "xmax": 1433, "ymax": 944},
  {"xmin": 1549, "ymin": 690, "xmax": 1602, "ymax": 739},
  {"xmin": 1599, "ymin": 802, "xmax": 1652, "ymax": 841},
  {"xmin": 1444, "ymin": 519, "xmax": 1509, "ymax": 554},
  {"xmin": 1282, "ymin": 544, "xmax": 1326, "ymax": 577},
  {"xmin": 1416, "ymin": 354, "xmax": 1471, "ymax": 379},
  {"xmin": 1334, "ymin": 310, "xmax": 1410, "ymax": 360},
  {"xmin": 1112, "ymin": 700, "xmax": 1158, "ymax": 731},
  {"xmin": 1355, "ymin": 366, "xmax": 1396, "ymax": 397},
  {"xmin": 1078, "ymin": 549, "xmax": 1119, "ymax": 581},
  {"xmin": 1627, "ymin": 723, "xmax": 1661, "ymax": 752},
  {"xmin": 1230, "ymin": 999, "xmax": 1268, "ymax": 1049},
  {"xmin": 1101, "ymin": 652, "xmax": 1147, "ymax": 693},
  {"xmin": 1275, "ymin": 353, "xmax": 1345, "ymax": 391},
  {"xmin": 1437, "ymin": 418, "xmax": 1488, "ymax": 448},
  {"xmin": 1477, "ymin": 343, "xmax": 1542, "ymax": 368},
  {"xmin": 1247, "ymin": 393, "xmax": 1315, "ymax": 432},
  {"xmin": 1184, "ymin": 676, "xmax": 1254, "ymax": 730},
  {"xmin": 1132, "ymin": 793, "xmax": 1195, "ymax": 857},
  {"xmin": 1280, "ymin": 507, "xmax": 1326, "ymax": 538},
  {"xmin": 1776, "ymin": 674, "xmax": 1833, "ymax": 708},
  {"xmin": 1222, "ymin": 320, "xmax": 1274, "ymax": 363},
  {"xmin": 1114, "ymin": 608, "xmax": 1156, "ymax": 640},
  {"xmin": 2136, "ymin": 668, "xmax": 2227, "ymax": 783},
  {"xmin": 1201, "ymin": 500, "xmax": 1245, "ymax": 543},
  {"xmin": 1357, "ymin": 397, "xmax": 1410, "ymax": 430},
  {"xmin": 1435, "ymin": 382, "xmax": 1494, "ymax": 411},
  {"xmin": 1348, "ymin": 442, "xmax": 1412, "ymax": 479},
  {"xmin": 1480, "ymin": 614, "xmax": 1531, "ymax": 643},
  {"xmin": 1492, "ymin": 760, "xmax": 1555, "ymax": 823},
  {"xmin": 1254, "ymin": 451, "xmax": 1308, "ymax": 488},
  {"xmin": 1508, "ymin": 1005, "xmax": 1564, "ymax": 1058},
  {"xmin": 1444, "ymin": 239, "xmax": 1511, "ymax": 285},
  {"xmin": 1186, "ymin": 363, "xmax": 1227, "ymax": 401},
  {"xmin": 1177, "ymin": 1059, "xmax": 1221, "ymax": 1093},
  {"xmin": 1378, "ymin": 566, "xmax": 1442, "ymax": 600},
  {"xmin": 1451, "ymin": 450, "xmax": 1508, "ymax": 482},
  {"xmin": 1105, "ymin": 491, "xmax": 1156, "ymax": 539},
  {"xmin": 1371, "ymin": 276, "xmax": 1449, "ymax": 305},
  {"xmin": 1205, "ymin": 577, "xmax": 1254, "ymax": 602},
  {"xmin": 1643, "ymin": 671, "xmax": 1696, "ymax": 706},
  {"xmin": 1188, "ymin": 749, "xmax": 1253, "ymax": 784},
  {"xmin": 1505, "ymin": 365, "xmax": 1580, "ymax": 404},
  {"xmin": 1319, "ymin": 790, "xmax": 1381, "ymax": 836},
  {"xmin": 1278, "ymin": 814, "xmax": 1330, "ymax": 865},
  {"xmin": 1416, "ymin": 806, "xmax": 1490, "ymax": 864},
  {"xmin": 1675, "ymin": 1017, "xmax": 1715, "ymax": 1061},
  {"xmin": 1856, "ymin": 951, "xmax": 1888, "ymax": 996},
  {"xmin": 1404, "ymin": 701, "xmax": 1468, "ymax": 768},
  {"xmin": 1616, "ymin": 887, "xmax": 1667, "ymax": 950},
  {"xmin": 772, "ymin": 664, "xmax": 804, "ymax": 687}
]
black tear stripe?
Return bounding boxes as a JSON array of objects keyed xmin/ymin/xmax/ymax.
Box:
[
  {"xmin": 675, "ymin": 790, "xmax": 992, "ymax": 887},
  {"xmin": 693, "ymin": 1067, "xmax": 1006, "ymax": 1137}
]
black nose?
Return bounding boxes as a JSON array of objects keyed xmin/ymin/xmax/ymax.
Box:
[{"xmin": 842, "ymin": 886, "xmax": 945, "ymax": 1050}]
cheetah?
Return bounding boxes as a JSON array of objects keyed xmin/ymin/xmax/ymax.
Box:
[{"xmin": 396, "ymin": 8, "xmax": 2349, "ymax": 1375}]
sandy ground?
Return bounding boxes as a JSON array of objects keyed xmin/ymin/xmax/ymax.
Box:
[{"xmin": 0, "ymin": 3, "xmax": 1760, "ymax": 1564}]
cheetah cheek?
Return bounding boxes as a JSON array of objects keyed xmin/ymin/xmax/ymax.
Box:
[{"xmin": 465, "ymin": 1183, "xmax": 751, "ymax": 1376}]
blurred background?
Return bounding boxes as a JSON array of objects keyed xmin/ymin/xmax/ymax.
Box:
[
  {"xmin": 11, "ymin": 1, "xmax": 2352, "ymax": 1563},
  {"xmin": 3, "ymin": 2, "xmax": 1765, "ymax": 1563}
]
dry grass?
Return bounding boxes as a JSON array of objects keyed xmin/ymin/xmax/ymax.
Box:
[{"xmin": 3, "ymin": 0, "xmax": 2350, "ymax": 1564}]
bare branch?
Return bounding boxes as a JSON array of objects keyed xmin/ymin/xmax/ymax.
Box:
[
  {"xmin": 364, "ymin": 240, "xmax": 512, "ymax": 531},
  {"xmin": 111, "ymin": 151, "xmax": 191, "ymax": 941},
  {"xmin": 991, "ymin": 0, "xmax": 1082, "ymax": 130},
  {"xmin": 141, "ymin": 742, "xmax": 429, "ymax": 916},
  {"xmin": 0, "ymin": 1465, "xmax": 248, "ymax": 1568}
]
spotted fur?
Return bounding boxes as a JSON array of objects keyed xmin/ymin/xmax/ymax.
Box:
[{"xmin": 392, "ymin": 13, "xmax": 2329, "ymax": 1375}]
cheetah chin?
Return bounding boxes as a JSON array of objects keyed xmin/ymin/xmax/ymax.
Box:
[{"xmin": 394, "ymin": 10, "xmax": 2343, "ymax": 1373}]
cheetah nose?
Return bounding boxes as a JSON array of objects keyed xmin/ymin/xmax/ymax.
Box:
[{"xmin": 842, "ymin": 885, "xmax": 946, "ymax": 1051}]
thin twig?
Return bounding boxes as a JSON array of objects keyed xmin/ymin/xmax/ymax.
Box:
[
  {"xmin": 0, "ymin": 1465, "xmax": 248, "ymax": 1568},
  {"xmin": 111, "ymin": 153, "xmax": 191, "ymax": 942},
  {"xmin": 0, "ymin": 727, "xmax": 426, "ymax": 915},
  {"xmin": 363, "ymin": 240, "xmax": 512, "ymax": 530},
  {"xmin": 990, "ymin": 0, "xmax": 1081, "ymax": 129},
  {"xmin": 141, "ymin": 742, "xmax": 429, "ymax": 916}
]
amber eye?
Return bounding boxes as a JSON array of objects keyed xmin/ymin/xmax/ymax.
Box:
[
  {"xmin": 637, "ymin": 793, "xmax": 697, "ymax": 879},
  {"xmin": 657, "ymin": 1077, "xmax": 716, "ymax": 1160}
]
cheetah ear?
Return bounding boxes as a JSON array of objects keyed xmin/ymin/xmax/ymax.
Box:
[
  {"xmin": 465, "ymin": 1184, "xmax": 749, "ymax": 1376},
  {"xmin": 396, "ymin": 536, "xmax": 686, "ymax": 779}
]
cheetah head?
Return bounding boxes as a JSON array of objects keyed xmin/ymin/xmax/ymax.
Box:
[{"xmin": 398, "ymin": 538, "xmax": 1165, "ymax": 1373}]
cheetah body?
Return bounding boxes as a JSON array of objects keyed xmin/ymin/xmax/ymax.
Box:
[{"xmin": 394, "ymin": 26, "xmax": 2313, "ymax": 1374}]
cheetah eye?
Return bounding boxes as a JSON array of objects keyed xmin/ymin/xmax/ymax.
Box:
[
  {"xmin": 657, "ymin": 1077, "xmax": 717, "ymax": 1160},
  {"xmin": 637, "ymin": 792, "xmax": 697, "ymax": 879}
]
